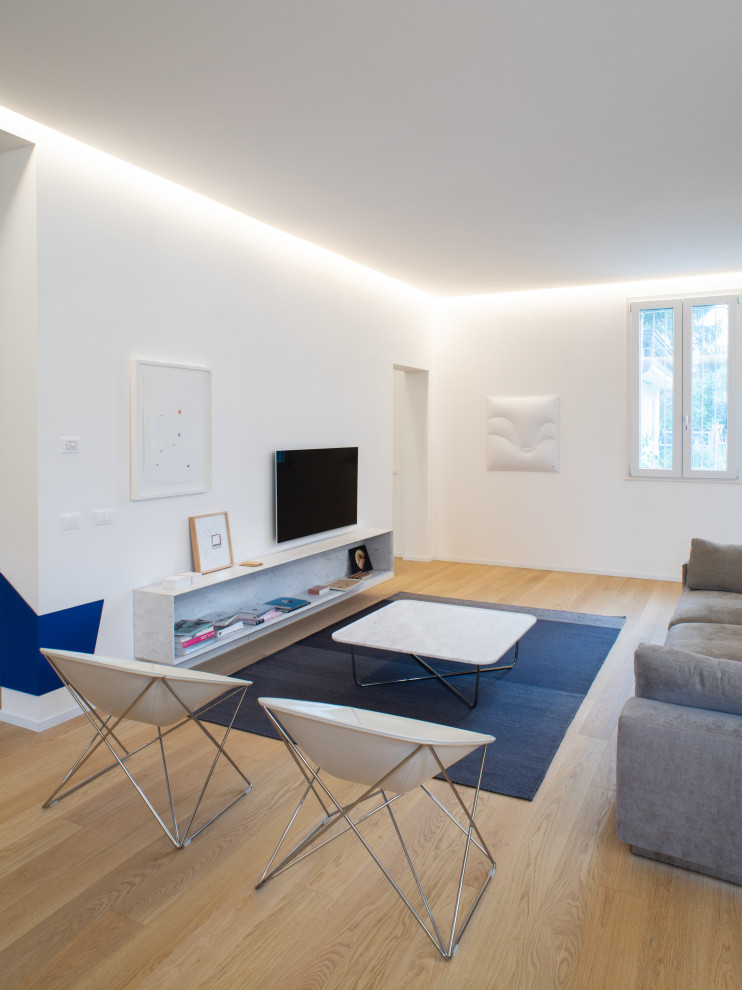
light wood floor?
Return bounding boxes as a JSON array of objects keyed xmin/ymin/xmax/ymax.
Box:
[{"xmin": 2, "ymin": 560, "xmax": 739, "ymax": 989}]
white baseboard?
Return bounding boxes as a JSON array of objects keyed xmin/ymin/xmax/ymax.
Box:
[
  {"xmin": 0, "ymin": 687, "xmax": 80, "ymax": 732},
  {"xmin": 433, "ymin": 555, "xmax": 678, "ymax": 583}
]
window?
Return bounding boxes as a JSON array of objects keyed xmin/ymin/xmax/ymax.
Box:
[{"xmin": 628, "ymin": 293, "xmax": 739, "ymax": 479}]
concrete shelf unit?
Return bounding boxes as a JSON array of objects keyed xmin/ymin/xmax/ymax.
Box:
[{"xmin": 133, "ymin": 528, "xmax": 394, "ymax": 665}]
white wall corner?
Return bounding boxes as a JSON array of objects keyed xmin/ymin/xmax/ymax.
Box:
[{"xmin": 0, "ymin": 686, "xmax": 80, "ymax": 732}]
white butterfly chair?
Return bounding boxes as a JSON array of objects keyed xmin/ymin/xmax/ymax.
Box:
[
  {"xmin": 40, "ymin": 648, "xmax": 252, "ymax": 849},
  {"xmin": 256, "ymin": 697, "xmax": 496, "ymax": 959}
]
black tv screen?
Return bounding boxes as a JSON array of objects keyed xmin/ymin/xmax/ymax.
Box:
[{"xmin": 275, "ymin": 447, "xmax": 358, "ymax": 544}]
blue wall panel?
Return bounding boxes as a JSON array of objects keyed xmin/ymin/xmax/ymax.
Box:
[{"xmin": 0, "ymin": 573, "xmax": 104, "ymax": 696}]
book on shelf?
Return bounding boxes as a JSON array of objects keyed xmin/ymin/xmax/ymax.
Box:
[
  {"xmin": 175, "ymin": 632, "xmax": 217, "ymax": 656},
  {"xmin": 174, "ymin": 618, "xmax": 213, "ymax": 638},
  {"xmin": 236, "ymin": 608, "xmax": 284, "ymax": 625},
  {"xmin": 235, "ymin": 604, "xmax": 275, "ymax": 625},
  {"xmin": 210, "ymin": 611, "xmax": 251, "ymax": 637},
  {"xmin": 216, "ymin": 621, "xmax": 244, "ymax": 638},
  {"xmin": 308, "ymin": 584, "xmax": 331, "ymax": 595},
  {"xmin": 237, "ymin": 614, "xmax": 264, "ymax": 626},
  {"xmin": 175, "ymin": 641, "xmax": 213, "ymax": 657},
  {"xmin": 210, "ymin": 611, "xmax": 243, "ymax": 629},
  {"xmin": 264, "ymin": 597, "xmax": 310, "ymax": 612},
  {"xmin": 241, "ymin": 603, "xmax": 274, "ymax": 617},
  {"xmin": 180, "ymin": 629, "xmax": 216, "ymax": 648},
  {"xmin": 328, "ymin": 569, "xmax": 374, "ymax": 592},
  {"xmin": 173, "ymin": 618, "xmax": 216, "ymax": 655}
]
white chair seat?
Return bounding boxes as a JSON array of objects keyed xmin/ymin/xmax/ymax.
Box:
[
  {"xmin": 260, "ymin": 697, "xmax": 493, "ymax": 793},
  {"xmin": 47, "ymin": 649, "xmax": 250, "ymax": 726}
]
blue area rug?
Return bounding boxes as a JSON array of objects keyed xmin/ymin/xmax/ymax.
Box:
[{"xmin": 201, "ymin": 592, "xmax": 625, "ymax": 800}]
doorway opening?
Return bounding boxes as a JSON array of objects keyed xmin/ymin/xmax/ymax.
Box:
[{"xmin": 393, "ymin": 366, "xmax": 430, "ymax": 560}]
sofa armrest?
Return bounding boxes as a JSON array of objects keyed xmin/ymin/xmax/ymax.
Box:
[
  {"xmin": 634, "ymin": 641, "xmax": 742, "ymax": 717},
  {"xmin": 616, "ymin": 696, "xmax": 742, "ymax": 883},
  {"xmin": 681, "ymin": 561, "xmax": 688, "ymax": 588}
]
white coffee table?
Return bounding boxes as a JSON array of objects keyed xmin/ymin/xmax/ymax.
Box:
[{"xmin": 332, "ymin": 599, "xmax": 536, "ymax": 708}]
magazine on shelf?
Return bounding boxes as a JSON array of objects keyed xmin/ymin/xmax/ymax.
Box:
[
  {"xmin": 210, "ymin": 611, "xmax": 244, "ymax": 629},
  {"xmin": 240, "ymin": 603, "xmax": 274, "ymax": 618},
  {"xmin": 328, "ymin": 578, "xmax": 357, "ymax": 591},
  {"xmin": 174, "ymin": 618, "xmax": 214, "ymax": 639},
  {"xmin": 236, "ymin": 604, "xmax": 275, "ymax": 624},
  {"xmin": 174, "ymin": 620, "xmax": 214, "ymax": 648},
  {"xmin": 264, "ymin": 597, "xmax": 310, "ymax": 612},
  {"xmin": 180, "ymin": 630, "xmax": 216, "ymax": 648},
  {"xmin": 237, "ymin": 614, "xmax": 264, "ymax": 626},
  {"xmin": 174, "ymin": 630, "xmax": 217, "ymax": 655}
]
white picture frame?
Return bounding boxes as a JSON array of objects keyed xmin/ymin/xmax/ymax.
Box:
[
  {"xmin": 130, "ymin": 360, "xmax": 212, "ymax": 499},
  {"xmin": 189, "ymin": 511, "xmax": 234, "ymax": 574}
]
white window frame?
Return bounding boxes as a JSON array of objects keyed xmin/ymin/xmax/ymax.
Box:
[{"xmin": 628, "ymin": 292, "xmax": 739, "ymax": 480}]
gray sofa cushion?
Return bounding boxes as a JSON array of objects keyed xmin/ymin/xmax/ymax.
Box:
[
  {"xmin": 635, "ymin": 641, "xmax": 742, "ymax": 715},
  {"xmin": 664, "ymin": 622, "xmax": 742, "ymax": 663},
  {"xmin": 686, "ymin": 537, "xmax": 742, "ymax": 594},
  {"xmin": 670, "ymin": 587, "xmax": 742, "ymax": 627}
]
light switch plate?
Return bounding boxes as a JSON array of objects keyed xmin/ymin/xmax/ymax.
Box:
[{"xmin": 59, "ymin": 436, "xmax": 81, "ymax": 453}]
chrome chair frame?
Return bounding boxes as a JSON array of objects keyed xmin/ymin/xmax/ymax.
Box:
[
  {"xmin": 256, "ymin": 699, "xmax": 496, "ymax": 959},
  {"xmin": 41, "ymin": 649, "xmax": 252, "ymax": 849}
]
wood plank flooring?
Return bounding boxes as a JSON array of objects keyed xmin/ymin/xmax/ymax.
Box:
[{"xmin": 1, "ymin": 560, "xmax": 739, "ymax": 989}]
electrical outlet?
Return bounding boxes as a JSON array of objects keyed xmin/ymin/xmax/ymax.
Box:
[
  {"xmin": 60, "ymin": 512, "xmax": 82, "ymax": 530},
  {"xmin": 59, "ymin": 436, "xmax": 81, "ymax": 454},
  {"xmin": 92, "ymin": 508, "xmax": 115, "ymax": 526}
]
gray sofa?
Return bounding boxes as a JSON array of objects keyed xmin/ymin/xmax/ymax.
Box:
[{"xmin": 616, "ymin": 538, "xmax": 742, "ymax": 885}]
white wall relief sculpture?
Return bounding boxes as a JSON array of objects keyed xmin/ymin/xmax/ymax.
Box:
[{"xmin": 486, "ymin": 395, "xmax": 560, "ymax": 472}]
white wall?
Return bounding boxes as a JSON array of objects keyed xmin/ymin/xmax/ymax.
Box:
[
  {"xmin": 433, "ymin": 274, "xmax": 742, "ymax": 581},
  {"xmin": 4, "ymin": 104, "xmax": 742, "ymax": 699},
  {"xmin": 2, "ymin": 121, "xmax": 433, "ymax": 663},
  {"xmin": 0, "ymin": 144, "xmax": 38, "ymax": 608}
]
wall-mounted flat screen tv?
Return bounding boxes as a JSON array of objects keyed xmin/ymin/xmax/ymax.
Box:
[{"xmin": 275, "ymin": 446, "xmax": 358, "ymax": 544}]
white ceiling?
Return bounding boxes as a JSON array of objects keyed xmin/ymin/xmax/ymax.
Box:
[{"xmin": 1, "ymin": 0, "xmax": 741, "ymax": 296}]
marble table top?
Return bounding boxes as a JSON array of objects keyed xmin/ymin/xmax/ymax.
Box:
[{"xmin": 332, "ymin": 599, "xmax": 536, "ymax": 665}]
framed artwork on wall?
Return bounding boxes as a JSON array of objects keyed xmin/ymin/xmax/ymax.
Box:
[
  {"xmin": 189, "ymin": 511, "xmax": 234, "ymax": 574},
  {"xmin": 130, "ymin": 360, "xmax": 212, "ymax": 499}
]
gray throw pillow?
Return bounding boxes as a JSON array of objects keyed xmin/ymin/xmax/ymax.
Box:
[
  {"xmin": 634, "ymin": 642, "xmax": 742, "ymax": 716},
  {"xmin": 686, "ymin": 537, "xmax": 742, "ymax": 594}
]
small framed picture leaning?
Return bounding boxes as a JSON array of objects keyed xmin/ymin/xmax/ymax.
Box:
[
  {"xmin": 189, "ymin": 511, "xmax": 234, "ymax": 574},
  {"xmin": 348, "ymin": 543, "xmax": 373, "ymax": 576}
]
